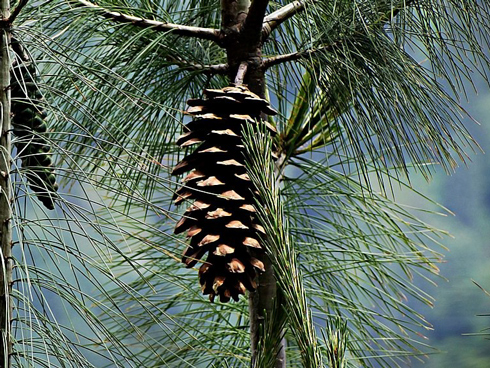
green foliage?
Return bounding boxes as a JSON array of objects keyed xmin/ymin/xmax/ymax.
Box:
[
  {"xmin": 6, "ymin": 0, "xmax": 490, "ymax": 367},
  {"xmin": 284, "ymin": 154, "xmax": 442, "ymax": 367},
  {"xmin": 243, "ymin": 124, "xmax": 323, "ymax": 367},
  {"xmin": 267, "ymin": 0, "xmax": 489, "ymax": 180}
]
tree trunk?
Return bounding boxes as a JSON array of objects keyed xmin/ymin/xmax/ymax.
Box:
[
  {"xmin": 220, "ymin": 1, "xmax": 286, "ymax": 367},
  {"xmin": 0, "ymin": 3, "xmax": 13, "ymax": 367},
  {"xmin": 248, "ymin": 254, "xmax": 286, "ymax": 368}
]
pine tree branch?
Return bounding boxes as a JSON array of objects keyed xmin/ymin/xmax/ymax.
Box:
[
  {"xmin": 8, "ymin": 0, "xmax": 28, "ymax": 23},
  {"xmin": 262, "ymin": 0, "xmax": 417, "ymax": 69},
  {"xmin": 263, "ymin": 47, "xmax": 325, "ymax": 69},
  {"xmin": 76, "ymin": 0, "xmax": 221, "ymax": 42},
  {"xmin": 186, "ymin": 63, "xmax": 229, "ymax": 74},
  {"xmin": 262, "ymin": 1, "xmax": 306, "ymax": 40},
  {"xmin": 221, "ymin": 0, "xmax": 250, "ymax": 30},
  {"xmin": 242, "ymin": 0, "xmax": 269, "ymax": 47},
  {"xmin": 166, "ymin": 54, "xmax": 228, "ymax": 74}
]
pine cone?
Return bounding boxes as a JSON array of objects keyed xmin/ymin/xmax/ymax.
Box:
[
  {"xmin": 11, "ymin": 38, "xmax": 58, "ymax": 210},
  {"xmin": 172, "ymin": 86, "xmax": 276, "ymax": 302}
]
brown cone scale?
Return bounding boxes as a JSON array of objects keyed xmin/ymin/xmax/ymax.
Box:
[{"xmin": 172, "ymin": 85, "xmax": 276, "ymax": 302}]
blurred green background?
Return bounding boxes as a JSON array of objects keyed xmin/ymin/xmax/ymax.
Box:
[{"xmin": 405, "ymin": 69, "xmax": 490, "ymax": 367}]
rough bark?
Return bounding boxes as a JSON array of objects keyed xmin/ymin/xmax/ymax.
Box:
[{"xmin": 0, "ymin": 3, "xmax": 12, "ymax": 367}]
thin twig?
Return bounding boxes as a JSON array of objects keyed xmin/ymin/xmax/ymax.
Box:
[
  {"xmin": 262, "ymin": 1, "xmax": 306, "ymax": 40},
  {"xmin": 263, "ymin": 48, "xmax": 323, "ymax": 69},
  {"xmin": 189, "ymin": 63, "xmax": 228, "ymax": 74},
  {"xmin": 77, "ymin": 0, "xmax": 221, "ymax": 43},
  {"xmin": 163, "ymin": 48, "xmax": 228, "ymax": 73},
  {"xmin": 234, "ymin": 61, "xmax": 248, "ymax": 85},
  {"xmin": 8, "ymin": 0, "xmax": 29, "ymax": 23},
  {"xmin": 173, "ymin": 59, "xmax": 228, "ymax": 74}
]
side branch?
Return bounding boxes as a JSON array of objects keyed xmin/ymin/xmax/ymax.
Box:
[
  {"xmin": 77, "ymin": 0, "xmax": 221, "ymax": 42},
  {"xmin": 262, "ymin": 1, "xmax": 306, "ymax": 40},
  {"xmin": 8, "ymin": 0, "xmax": 29, "ymax": 23},
  {"xmin": 263, "ymin": 0, "xmax": 417, "ymax": 69},
  {"xmin": 234, "ymin": 61, "xmax": 248, "ymax": 85},
  {"xmin": 263, "ymin": 48, "xmax": 324, "ymax": 69},
  {"xmin": 165, "ymin": 53, "xmax": 228, "ymax": 74},
  {"xmin": 242, "ymin": 0, "xmax": 269, "ymax": 46},
  {"xmin": 184, "ymin": 63, "xmax": 228, "ymax": 75}
]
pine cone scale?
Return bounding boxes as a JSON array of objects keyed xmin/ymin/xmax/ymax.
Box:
[{"xmin": 172, "ymin": 85, "xmax": 276, "ymax": 302}]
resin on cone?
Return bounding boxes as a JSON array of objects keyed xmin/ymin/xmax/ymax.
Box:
[{"xmin": 172, "ymin": 85, "xmax": 276, "ymax": 302}]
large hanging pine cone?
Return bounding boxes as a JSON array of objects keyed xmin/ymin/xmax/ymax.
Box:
[
  {"xmin": 11, "ymin": 38, "xmax": 58, "ymax": 210},
  {"xmin": 172, "ymin": 85, "xmax": 277, "ymax": 302}
]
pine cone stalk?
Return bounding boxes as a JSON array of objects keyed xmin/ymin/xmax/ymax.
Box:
[{"xmin": 172, "ymin": 85, "xmax": 276, "ymax": 302}]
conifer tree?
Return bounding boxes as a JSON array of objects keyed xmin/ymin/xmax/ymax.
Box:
[{"xmin": 1, "ymin": 0, "xmax": 489, "ymax": 367}]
